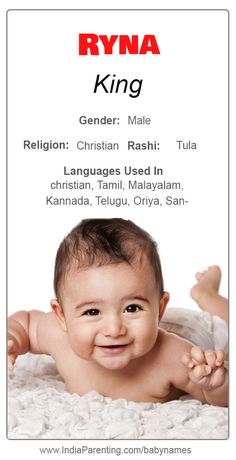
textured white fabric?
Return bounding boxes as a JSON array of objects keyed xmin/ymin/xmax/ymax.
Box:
[{"xmin": 8, "ymin": 352, "xmax": 228, "ymax": 439}]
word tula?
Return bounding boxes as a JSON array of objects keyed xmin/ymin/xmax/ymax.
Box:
[{"xmin": 79, "ymin": 34, "xmax": 160, "ymax": 98}]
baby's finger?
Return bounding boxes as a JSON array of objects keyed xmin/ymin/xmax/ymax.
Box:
[
  {"xmin": 8, "ymin": 354, "xmax": 15, "ymax": 370},
  {"xmin": 223, "ymin": 360, "xmax": 228, "ymax": 370},
  {"xmin": 190, "ymin": 363, "xmax": 211, "ymax": 382},
  {"xmin": 180, "ymin": 352, "xmax": 195, "ymax": 369},
  {"xmin": 190, "ymin": 346, "xmax": 206, "ymax": 365},
  {"xmin": 205, "ymin": 350, "xmax": 218, "ymax": 368},
  {"xmin": 8, "ymin": 338, "xmax": 15, "ymax": 352},
  {"xmin": 7, "ymin": 339, "xmax": 14, "ymax": 348},
  {"xmin": 215, "ymin": 349, "xmax": 225, "ymax": 366}
]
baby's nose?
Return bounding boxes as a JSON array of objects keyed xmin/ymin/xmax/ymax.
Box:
[{"xmin": 102, "ymin": 315, "xmax": 127, "ymax": 337}]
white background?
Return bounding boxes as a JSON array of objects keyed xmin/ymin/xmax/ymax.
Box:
[
  {"xmin": 7, "ymin": 9, "xmax": 228, "ymax": 313},
  {"xmin": 1, "ymin": 0, "xmax": 235, "ymax": 459}
]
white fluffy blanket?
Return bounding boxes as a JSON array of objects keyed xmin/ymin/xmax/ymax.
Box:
[{"xmin": 8, "ymin": 353, "xmax": 228, "ymax": 439}]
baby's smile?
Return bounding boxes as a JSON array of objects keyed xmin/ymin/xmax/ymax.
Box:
[{"xmin": 96, "ymin": 343, "xmax": 131, "ymax": 354}]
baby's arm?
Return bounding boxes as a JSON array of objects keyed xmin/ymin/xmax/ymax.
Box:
[
  {"xmin": 180, "ymin": 346, "xmax": 228, "ymax": 407},
  {"xmin": 8, "ymin": 310, "xmax": 52, "ymax": 369},
  {"xmin": 166, "ymin": 333, "xmax": 228, "ymax": 406}
]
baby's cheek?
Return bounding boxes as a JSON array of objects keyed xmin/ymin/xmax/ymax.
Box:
[
  {"xmin": 136, "ymin": 320, "xmax": 158, "ymax": 348},
  {"xmin": 69, "ymin": 327, "xmax": 93, "ymax": 357}
]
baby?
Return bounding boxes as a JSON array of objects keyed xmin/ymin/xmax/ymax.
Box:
[{"xmin": 8, "ymin": 218, "xmax": 228, "ymax": 406}]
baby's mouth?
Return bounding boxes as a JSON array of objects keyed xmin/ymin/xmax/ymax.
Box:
[{"xmin": 97, "ymin": 344, "xmax": 130, "ymax": 354}]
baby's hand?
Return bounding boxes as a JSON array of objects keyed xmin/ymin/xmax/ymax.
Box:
[
  {"xmin": 181, "ymin": 346, "xmax": 227, "ymax": 390},
  {"xmin": 8, "ymin": 335, "xmax": 20, "ymax": 371}
]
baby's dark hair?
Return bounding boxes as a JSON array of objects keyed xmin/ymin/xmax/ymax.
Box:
[{"xmin": 54, "ymin": 218, "xmax": 164, "ymax": 303}]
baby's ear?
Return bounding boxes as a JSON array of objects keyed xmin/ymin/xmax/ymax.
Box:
[
  {"xmin": 50, "ymin": 299, "xmax": 67, "ymax": 332},
  {"xmin": 159, "ymin": 292, "xmax": 170, "ymax": 320}
]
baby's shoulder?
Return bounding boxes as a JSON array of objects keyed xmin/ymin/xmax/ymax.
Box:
[
  {"xmin": 156, "ymin": 328, "xmax": 193, "ymax": 361},
  {"xmin": 37, "ymin": 311, "xmax": 69, "ymax": 355},
  {"xmin": 141, "ymin": 330, "xmax": 193, "ymax": 399}
]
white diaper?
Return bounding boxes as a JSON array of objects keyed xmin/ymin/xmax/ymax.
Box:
[{"xmin": 160, "ymin": 308, "xmax": 228, "ymax": 353}]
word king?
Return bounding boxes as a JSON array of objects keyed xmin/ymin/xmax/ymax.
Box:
[
  {"xmin": 94, "ymin": 74, "xmax": 142, "ymax": 98},
  {"xmin": 79, "ymin": 34, "xmax": 160, "ymax": 55}
]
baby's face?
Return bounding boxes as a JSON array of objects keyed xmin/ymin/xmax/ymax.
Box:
[{"xmin": 56, "ymin": 260, "xmax": 168, "ymax": 370}]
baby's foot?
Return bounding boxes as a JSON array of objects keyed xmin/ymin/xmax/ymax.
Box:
[{"xmin": 190, "ymin": 265, "xmax": 221, "ymax": 307}]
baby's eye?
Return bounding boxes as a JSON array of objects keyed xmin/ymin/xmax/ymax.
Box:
[
  {"xmin": 83, "ymin": 308, "xmax": 100, "ymax": 316},
  {"xmin": 124, "ymin": 304, "xmax": 142, "ymax": 313}
]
